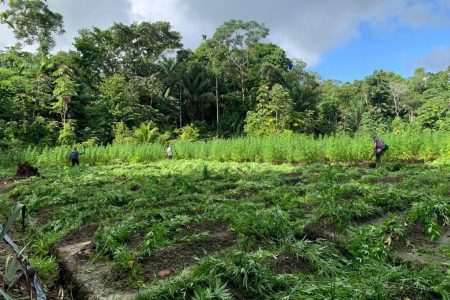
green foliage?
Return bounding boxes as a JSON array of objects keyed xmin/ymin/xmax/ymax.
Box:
[
  {"xmin": 350, "ymin": 218, "xmax": 405, "ymax": 262},
  {"xmin": 99, "ymin": 75, "xmax": 140, "ymax": 123},
  {"xmin": 134, "ymin": 121, "xmax": 160, "ymax": 143},
  {"xmin": 0, "ymin": 0, "xmax": 64, "ymax": 55},
  {"xmin": 140, "ymin": 227, "xmax": 167, "ymax": 257},
  {"xmin": 52, "ymin": 65, "xmax": 78, "ymax": 126},
  {"xmin": 74, "ymin": 21, "xmax": 181, "ymax": 82},
  {"xmin": 57, "ymin": 120, "xmax": 76, "ymax": 145},
  {"xmin": 233, "ymin": 208, "xmax": 290, "ymax": 242},
  {"xmin": 29, "ymin": 256, "xmax": 57, "ymax": 280},
  {"xmin": 0, "ymin": 160, "xmax": 448, "ymax": 298},
  {"xmin": 406, "ymin": 197, "xmax": 449, "ymax": 240},
  {"xmin": 113, "ymin": 121, "xmax": 135, "ymax": 144},
  {"xmin": 113, "ymin": 246, "xmax": 141, "ymax": 282},
  {"xmin": 1, "ymin": 130, "xmax": 448, "ymax": 167},
  {"xmin": 244, "ymin": 84, "xmax": 294, "ymax": 136},
  {"xmin": 4, "ymin": 254, "xmax": 21, "ymax": 287},
  {"xmin": 0, "ymin": 11, "xmax": 449, "ymax": 298},
  {"xmin": 177, "ymin": 123, "xmax": 200, "ymax": 142}
]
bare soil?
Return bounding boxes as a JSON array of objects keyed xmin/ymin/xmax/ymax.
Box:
[
  {"xmin": 142, "ymin": 220, "xmax": 237, "ymax": 281},
  {"xmin": 393, "ymin": 223, "xmax": 449, "ymax": 269},
  {"xmin": 269, "ymin": 253, "xmax": 314, "ymax": 274},
  {"xmin": 56, "ymin": 225, "xmax": 98, "ymax": 249},
  {"xmin": 172, "ymin": 219, "xmax": 230, "ymax": 239}
]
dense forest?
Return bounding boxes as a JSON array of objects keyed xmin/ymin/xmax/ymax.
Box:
[{"xmin": 0, "ymin": 0, "xmax": 449, "ymax": 149}]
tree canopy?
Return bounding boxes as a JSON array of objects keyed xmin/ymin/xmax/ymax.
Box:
[{"xmin": 0, "ymin": 0, "xmax": 448, "ymax": 149}]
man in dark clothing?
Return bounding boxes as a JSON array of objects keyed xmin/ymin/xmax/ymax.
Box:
[
  {"xmin": 70, "ymin": 148, "xmax": 80, "ymax": 166},
  {"xmin": 372, "ymin": 136, "xmax": 388, "ymax": 164}
]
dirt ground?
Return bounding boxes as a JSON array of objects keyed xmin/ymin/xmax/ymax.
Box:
[
  {"xmin": 142, "ymin": 219, "xmax": 237, "ymax": 281},
  {"xmin": 269, "ymin": 253, "xmax": 314, "ymax": 274}
]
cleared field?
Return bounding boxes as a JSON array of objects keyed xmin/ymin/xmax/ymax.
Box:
[{"xmin": 0, "ymin": 160, "xmax": 449, "ymax": 299}]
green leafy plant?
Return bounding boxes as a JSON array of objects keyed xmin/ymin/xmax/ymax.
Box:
[{"xmin": 407, "ymin": 197, "xmax": 449, "ymax": 240}]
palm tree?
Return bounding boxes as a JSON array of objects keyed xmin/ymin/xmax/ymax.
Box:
[
  {"xmin": 160, "ymin": 57, "xmax": 183, "ymax": 127},
  {"xmin": 182, "ymin": 64, "xmax": 214, "ymax": 123}
]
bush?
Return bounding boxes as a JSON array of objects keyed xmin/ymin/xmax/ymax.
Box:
[{"xmin": 177, "ymin": 123, "xmax": 200, "ymax": 142}]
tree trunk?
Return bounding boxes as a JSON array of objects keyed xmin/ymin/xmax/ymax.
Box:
[
  {"xmin": 241, "ymin": 71, "xmax": 245, "ymax": 102},
  {"xmin": 179, "ymin": 90, "xmax": 182, "ymax": 128},
  {"xmin": 62, "ymin": 99, "xmax": 68, "ymax": 128},
  {"xmin": 215, "ymin": 76, "xmax": 219, "ymax": 136}
]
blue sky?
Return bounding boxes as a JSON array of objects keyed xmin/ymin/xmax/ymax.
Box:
[
  {"xmin": 1, "ymin": 0, "xmax": 449, "ymax": 82},
  {"xmin": 312, "ymin": 22, "xmax": 450, "ymax": 82}
]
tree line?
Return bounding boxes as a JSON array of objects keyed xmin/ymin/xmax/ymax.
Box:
[{"xmin": 0, "ymin": 0, "xmax": 449, "ymax": 149}]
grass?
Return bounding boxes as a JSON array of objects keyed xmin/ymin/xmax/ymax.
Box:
[
  {"xmin": 0, "ymin": 159, "xmax": 448, "ymax": 299},
  {"xmin": 1, "ymin": 130, "xmax": 449, "ymax": 167}
]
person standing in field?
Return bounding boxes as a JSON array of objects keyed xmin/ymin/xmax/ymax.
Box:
[
  {"xmin": 165, "ymin": 145, "xmax": 173, "ymax": 160},
  {"xmin": 372, "ymin": 136, "xmax": 388, "ymax": 165},
  {"xmin": 70, "ymin": 148, "xmax": 80, "ymax": 166}
]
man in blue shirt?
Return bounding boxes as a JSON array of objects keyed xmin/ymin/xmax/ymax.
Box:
[{"xmin": 70, "ymin": 148, "xmax": 80, "ymax": 166}]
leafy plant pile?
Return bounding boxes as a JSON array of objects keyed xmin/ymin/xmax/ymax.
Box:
[{"xmin": 0, "ymin": 160, "xmax": 448, "ymax": 299}]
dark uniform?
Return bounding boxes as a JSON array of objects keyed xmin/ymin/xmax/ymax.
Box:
[
  {"xmin": 373, "ymin": 136, "xmax": 387, "ymax": 163},
  {"xmin": 70, "ymin": 149, "xmax": 80, "ymax": 166}
]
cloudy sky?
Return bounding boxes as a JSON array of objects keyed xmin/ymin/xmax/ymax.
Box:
[{"xmin": 1, "ymin": 0, "xmax": 450, "ymax": 81}]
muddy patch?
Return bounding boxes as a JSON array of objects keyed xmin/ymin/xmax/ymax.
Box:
[
  {"xmin": 142, "ymin": 221, "xmax": 237, "ymax": 281},
  {"xmin": 355, "ymin": 211, "xmax": 406, "ymax": 227},
  {"xmin": 270, "ymin": 253, "xmax": 314, "ymax": 274},
  {"xmin": 393, "ymin": 223, "xmax": 449, "ymax": 269},
  {"xmin": 55, "ymin": 224, "xmax": 98, "ymax": 248},
  {"xmin": 393, "ymin": 222, "xmax": 432, "ymax": 250},
  {"xmin": 58, "ymin": 251, "xmax": 135, "ymax": 300},
  {"xmin": 172, "ymin": 219, "xmax": 230, "ymax": 239}
]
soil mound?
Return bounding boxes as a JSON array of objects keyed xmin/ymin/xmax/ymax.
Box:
[{"xmin": 14, "ymin": 162, "xmax": 39, "ymax": 178}]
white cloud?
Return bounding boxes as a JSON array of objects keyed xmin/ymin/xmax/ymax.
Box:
[
  {"xmin": 1, "ymin": 0, "xmax": 449, "ymax": 66},
  {"xmin": 417, "ymin": 47, "xmax": 450, "ymax": 72},
  {"xmin": 125, "ymin": 0, "xmax": 450, "ymax": 66}
]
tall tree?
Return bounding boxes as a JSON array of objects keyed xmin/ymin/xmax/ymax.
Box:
[
  {"xmin": 182, "ymin": 62, "xmax": 214, "ymax": 123},
  {"xmin": 244, "ymin": 84, "xmax": 293, "ymax": 136},
  {"xmin": 388, "ymin": 81, "xmax": 408, "ymax": 117},
  {"xmin": 1, "ymin": 0, "xmax": 64, "ymax": 56},
  {"xmin": 52, "ymin": 65, "xmax": 77, "ymax": 128},
  {"xmin": 212, "ymin": 20, "xmax": 269, "ymax": 102},
  {"xmin": 74, "ymin": 22, "xmax": 181, "ymax": 83}
]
